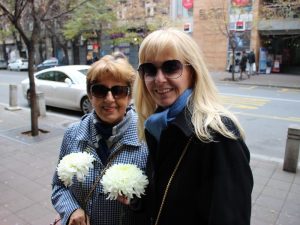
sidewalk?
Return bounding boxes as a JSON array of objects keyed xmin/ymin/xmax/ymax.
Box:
[
  {"xmin": 0, "ymin": 72, "xmax": 300, "ymax": 225},
  {"xmin": 211, "ymin": 71, "xmax": 300, "ymax": 89}
]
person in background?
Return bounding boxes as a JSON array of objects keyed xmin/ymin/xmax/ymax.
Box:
[
  {"xmin": 86, "ymin": 52, "xmax": 93, "ymax": 65},
  {"xmin": 133, "ymin": 28, "xmax": 253, "ymax": 225},
  {"xmin": 51, "ymin": 54, "xmax": 148, "ymax": 225},
  {"xmin": 247, "ymin": 49, "xmax": 256, "ymax": 76},
  {"xmin": 228, "ymin": 52, "xmax": 234, "ymax": 73},
  {"xmin": 239, "ymin": 50, "xmax": 248, "ymax": 79}
]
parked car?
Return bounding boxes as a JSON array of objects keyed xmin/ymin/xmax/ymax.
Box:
[
  {"xmin": 21, "ymin": 65, "xmax": 92, "ymax": 114},
  {"xmin": 7, "ymin": 58, "xmax": 28, "ymax": 71},
  {"xmin": 0, "ymin": 59, "xmax": 7, "ymax": 69},
  {"xmin": 36, "ymin": 57, "xmax": 59, "ymax": 71}
]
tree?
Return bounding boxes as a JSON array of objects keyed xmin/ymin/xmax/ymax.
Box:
[
  {"xmin": 260, "ymin": 0, "xmax": 300, "ymax": 19},
  {"xmin": 107, "ymin": 0, "xmax": 172, "ymax": 48},
  {"xmin": 0, "ymin": 17, "xmax": 13, "ymax": 62},
  {"xmin": 197, "ymin": 0, "xmax": 255, "ymax": 81},
  {"xmin": 0, "ymin": 0, "xmax": 88, "ymax": 136},
  {"xmin": 63, "ymin": 0, "xmax": 117, "ymax": 63}
]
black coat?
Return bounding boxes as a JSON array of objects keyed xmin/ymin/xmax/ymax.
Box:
[{"xmin": 138, "ymin": 109, "xmax": 253, "ymax": 225}]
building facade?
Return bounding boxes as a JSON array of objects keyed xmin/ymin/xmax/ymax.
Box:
[{"xmin": 193, "ymin": 0, "xmax": 300, "ymax": 74}]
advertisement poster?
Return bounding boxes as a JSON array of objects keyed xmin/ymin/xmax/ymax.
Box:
[
  {"xmin": 182, "ymin": 0, "xmax": 193, "ymax": 9},
  {"xmin": 231, "ymin": 0, "xmax": 252, "ymax": 7},
  {"xmin": 259, "ymin": 47, "xmax": 267, "ymax": 74},
  {"xmin": 231, "ymin": 31, "xmax": 251, "ymax": 51},
  {"xmin": 231, "ymin": 0, "xmax": 252, "ymax": 13}
]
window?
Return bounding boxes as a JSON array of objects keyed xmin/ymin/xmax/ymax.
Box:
[
  {"xmin": 55, "ymin": 72, "xmax": 69, "ymax": 82},
  {"xmin": 36, "ymin": 72, "xmax": 56, "ymax": 81}
]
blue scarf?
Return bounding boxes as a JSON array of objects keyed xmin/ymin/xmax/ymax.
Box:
[{"xmin": 145, "ymin": 89, "xmax": 192, "ymax": 142}]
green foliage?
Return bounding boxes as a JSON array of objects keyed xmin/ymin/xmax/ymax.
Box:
[
  {"xmin": 63, "ymin": 0, "xmax": 117, "ymax": 40},
  {"xmin": 0, "ymin": 21, "xmax": 14, "ymax": 42}
]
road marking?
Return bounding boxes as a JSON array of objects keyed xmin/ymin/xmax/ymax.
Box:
[
  {"xmin": 279, "ymin": 88, "xmax": 300, "ymax": 93},
  {"xmin": 240, "ymin": 86, "xmax": 257, "ymax": 90},
  {"xmin": 220, "ymin": 92, "xmax": 300, "ymax": 103},
  {"xmin": 221, "ymin": 95, "xmax": 269, "ymax": 110},
  {"xmin": 234, "ymin": 111, "xmax": 300, "ymax": 123}
]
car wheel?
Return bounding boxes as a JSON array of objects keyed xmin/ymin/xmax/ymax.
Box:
[{"xmin": 81, "ymin": 96, "xmax": 92, "ymax": 114}]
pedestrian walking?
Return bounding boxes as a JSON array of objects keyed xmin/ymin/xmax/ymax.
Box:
[
  {"xmin": 247, "ymin": 50, "xmax": 256, "ymax": 76},
  {"xmin": 239, "ymin": 50, "xmax": 248, "ymax": 79},
  {"xmin": 132, "ymin": 28, "xmax": 253, "ymax": 225}
]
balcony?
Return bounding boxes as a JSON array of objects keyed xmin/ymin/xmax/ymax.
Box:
[{"xmin": 258, "ymin": 1, "xmax": 300, "ymax": 35}]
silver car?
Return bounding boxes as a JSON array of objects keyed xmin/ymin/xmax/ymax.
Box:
[
  {"xmin": 21, "ymin": 65, "xmax": 92, "ymax": 114},
  {"xmin": 8, "ymin": 58, "xmax": 28, "ymax": 71}
]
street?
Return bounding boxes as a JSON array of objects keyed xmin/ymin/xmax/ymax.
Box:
[
  {"xmin": 1, "ymin": 70, "xmax": 300, "ymax": 160},
  {"xmin": 218, "ymin": 83, "xmax": 300, "ymax": 160}
]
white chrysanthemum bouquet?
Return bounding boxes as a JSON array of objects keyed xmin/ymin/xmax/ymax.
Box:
[
  {"xmin": 57, "ymin": 152, "xmax": 96, "ymax": 187},
  {"xmin": 101, "ymin": 163, "xmax": 149, "ymax": 200}
]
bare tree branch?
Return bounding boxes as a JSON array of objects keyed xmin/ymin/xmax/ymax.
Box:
[{"xmin": 43, "ymin": 0, "xmax": 90, "ymax": 21}]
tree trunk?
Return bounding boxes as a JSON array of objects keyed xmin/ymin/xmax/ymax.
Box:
[
  {"xmin": 28, "ymin": 41, "xmax": 39, "ymax": 136},
  {"xmin": 96, "ymin": 29, "xmax": 102, "ymax": 58},
  {"xmin": 38, "ymin": 39, "xmax": 45, "ymax": 62},
  {"xmin": 63, "ymin": 45, "xmax": 69, "ymax": 65},
  {"xmin": 72, "ymin": 37, "xmax": 80, "ymax": 64},
  {"xmin": 231, "ymin": 48, "xmax": 235, "ymax": 81},
  {"xmin": 2, "ymin": 40, "xmax": 8, "ymax": 62}
]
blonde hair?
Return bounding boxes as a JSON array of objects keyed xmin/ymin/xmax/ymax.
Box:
[
  {"xmin": 87, "ymin": 54, "xmax": 136, "ymax": 98},
  {"xmin": 134, "ymin": 28, "xmax": 245, "ymax": 141}
]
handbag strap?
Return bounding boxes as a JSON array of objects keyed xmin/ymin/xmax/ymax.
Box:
[
  {"xmin": 84, "ymin": 145, "xmax": 124, "ymax": 205},
  {"xmin": 51, "ymin": 146, "xmax": 124, "ymax": 225},
  {"xmin": 154, "ymin": 136, "xmax": 193, "ymax": 225}
]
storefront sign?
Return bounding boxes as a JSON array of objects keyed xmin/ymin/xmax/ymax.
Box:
[
  {"xmin": 235, "ymin": 21, "xmax": 245, "ymax": 31},
  {"xmin": 183, "ymin": 23, "xmax": 192, "ymax": 33},
  {"xmin": 183, "ymin": 0, "xmax": 193, "ymax": 9}
]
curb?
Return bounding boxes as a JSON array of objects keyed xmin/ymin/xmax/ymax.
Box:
[{"xmin": 214, "ymin": 78, "xmax": 300, "ymax": 90}]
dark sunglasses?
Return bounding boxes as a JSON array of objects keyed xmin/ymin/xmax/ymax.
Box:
[
  {"xmin": 90, "ymin": 84, "xmax": 130, "ymax": 99},
  {"xmin": 137, "ymin": 59, "xmax": 190, "ymax": 81}
]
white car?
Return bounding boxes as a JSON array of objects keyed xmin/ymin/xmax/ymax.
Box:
[
  {"xmin": 21, "ymin": 65, "xmax": 92, "ymax": 114},
  {"xmin": 8, "ymin": 58, "xmax": 28, "ymax": 71}
]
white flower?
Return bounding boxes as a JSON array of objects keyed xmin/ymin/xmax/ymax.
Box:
[
  {"xmin": 101, "ymin": 163, "xmax": 149, "ymax": 200},
  {"xmin": 57, "ymin": 152, "xmax": 95, "ymax": 187}
]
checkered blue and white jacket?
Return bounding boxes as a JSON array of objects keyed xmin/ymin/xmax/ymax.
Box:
[{"xmin": 51, "ymin": 109, "xmax": 148, "ymax": 225}]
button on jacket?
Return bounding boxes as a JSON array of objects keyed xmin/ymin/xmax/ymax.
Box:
[{"xmin": 52, "ymin": 109, "xmax": 148, "ymax": 225}]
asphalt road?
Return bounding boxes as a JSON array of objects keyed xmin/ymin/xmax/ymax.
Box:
[{"xmin": 1, "ymin": 69, "xmax": 300, "ymax": 160}]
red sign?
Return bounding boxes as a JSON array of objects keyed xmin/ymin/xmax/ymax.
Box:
[
  {"xmin": 232, "ymin": 0, "xmax": 251, "ymax": 7},
  {"xmin": 236, "ymin": 21, "xmax": 245, "ymax": 31},
  {"xmin": 93, "ymin": 43, "xmax": 99, "ymax": 50},
  {"xmin": 182, "ymin": 0, "xmax": 193, "ymax": 9}
]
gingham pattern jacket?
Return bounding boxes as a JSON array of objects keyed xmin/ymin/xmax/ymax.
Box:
[{"xmin": 51, "ymin": 109, "xmax": 148, "ymax": 225}]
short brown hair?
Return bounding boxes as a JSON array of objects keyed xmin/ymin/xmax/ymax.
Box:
[{"xmin": 86, "ymin": 54, "xmax": 136, "ymax": 97}]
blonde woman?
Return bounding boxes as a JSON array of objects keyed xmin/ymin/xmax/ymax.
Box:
[{"xmin": 134, "ymin": 28, "xmax": 253, "ymax": 225}]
